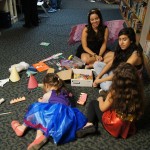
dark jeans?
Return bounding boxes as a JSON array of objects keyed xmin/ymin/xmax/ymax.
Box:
[
  {"xmin": 50, "ymin": 0, "xmax": 62, "ymax": 9},
  {"xmin": 21, "ymin": 0, "xmax": 38, "ymax": 26},
  {"xmin": 50, "ymin": 0, "xmax": 57, "ymax": 9},
  {"xmin": 87, "ymin": 100, "xmax": 103, "ymax": 127},
  {"xmin": 57, "ymin": 0, "xmax": 61, "ymax": 9}
]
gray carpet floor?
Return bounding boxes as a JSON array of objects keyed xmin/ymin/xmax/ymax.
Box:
[{"xmin": 0, "ymin": 0, "xmax": 150, "ymax": 149}]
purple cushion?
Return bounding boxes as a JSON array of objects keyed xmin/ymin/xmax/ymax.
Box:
[{"xmin": 68, "ymin": 20, "xmax": 125, "ymax": 45}]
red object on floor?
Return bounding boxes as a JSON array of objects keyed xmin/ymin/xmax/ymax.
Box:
[{"xmin": 28, "ymin": 74, "xmax": 38, "ymax": 89}]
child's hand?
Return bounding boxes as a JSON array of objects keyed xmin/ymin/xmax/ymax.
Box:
[
  {"xmin": 93, "ymin": 79, "xmax": 100, "ymax": 87},
  {"xmin": 93, "ymin": 81, "xmax": 98, "ymax": 87},
  {"xmin": 97, "ymin": 96, "xmax": 103, "ymax": 102},
  {"xmin": 38, "ymin": 97, "xmax": 43, "ymax": 102}
]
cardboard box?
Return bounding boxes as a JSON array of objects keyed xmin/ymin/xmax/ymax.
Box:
[
  {"xmin": 57, "ymin": 69, "xmax": 72, "ymax": 81},
  {"xmin": 57, "ymin": 69, "xmax": 93, "ymax": 87},
  {"xmin": 71, "ymin": 69, "xmax": 93, "ymax": 87}
]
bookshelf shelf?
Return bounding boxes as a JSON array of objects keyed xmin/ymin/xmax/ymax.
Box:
[{"xmin": 119, "ymin": 0, "xmax": 148, "ymax": 36}]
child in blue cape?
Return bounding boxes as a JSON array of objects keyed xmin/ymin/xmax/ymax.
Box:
[{"xmin": 11, "ymin": 73, "xmax": 87, "ymax": 150}]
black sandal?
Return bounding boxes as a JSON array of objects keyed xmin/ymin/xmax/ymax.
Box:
[{"xmin": 76, "ymin": 125, "xmax": 96, "ymax": 138}]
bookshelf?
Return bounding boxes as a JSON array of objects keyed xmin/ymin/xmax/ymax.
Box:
[{"xmin": 119, "ymin": 0, "xmax": 148, "ymax": 36}]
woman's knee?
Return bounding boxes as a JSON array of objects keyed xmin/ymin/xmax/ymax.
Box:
[
  {"xmin": 81, "ymin": 54, "xmax": 89, "ymax": 64},
  {"xmin": 93, "ymin": 61, "xmax": 106, "ymax": 74}
]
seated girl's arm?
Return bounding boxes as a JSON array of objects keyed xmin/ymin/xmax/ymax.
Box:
[
  {"xmin": 98, "ymin": 92, "xmax": 113, "ymax": 112},
  {"xmin": 99, "ymin": 27, "xmax": 109, "ymax": 58},
  {"xmin": 126, "ymin": 51, "xmax": 142, "ymax": 66},
  {"xmin": 38, "ymin": 91, "xmax": 52, "ymax": 103},
  {"xmin": 81, "ymin": 27, "xmax": 96, "ymax": 56},
  {"xmin": 93, "ymin": 74, "xmax": 113, "ymax": 87}
]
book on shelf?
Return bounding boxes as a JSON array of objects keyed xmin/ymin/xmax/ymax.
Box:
[
  {"xmin": 120, "ymin": 0, "xmax": 148, "ymax": 26},
  {"xmin": 144, "ymin": 40, "xmax": 150, "ymax": 60}
]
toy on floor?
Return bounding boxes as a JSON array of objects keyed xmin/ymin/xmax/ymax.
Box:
[
  {"xmin": 9, "ymin": 66, "xmax": 20, "ymax": 82},
  {"xmin": 32, "ymin": 61, "xmax": 49, "ymax": 72},
  {"xmin": 67, "ymin": 55, "xmax": 85, "ymax": 68},
  {"xmin": 10, "ymin": 96, "xmax": 26, "ymax": 104},
  {"xmin": 28, "ymin": 74, "xmax": 38, "ymax": 90},
  {"xmin": 40, "ymin": 53, "xmax": 63, "ymax": 62},
  {"xmin": 0, "ymin": 78, "xmax": 9, "ymax": 87},
  {"xmin": 77, "ymin": 93, "xmax": 87, "ymax": 105},
  {"xmin": 56, "ymin": 62, "xmax": 62, "ymax": 70},
  {"xmin": 0, "ymin": 98, "xmax": 5, "ymax": 104},
  {"xmin": 26, "ymin": 66, "xmax": 37, "ymax": 77},
  {"xmin": 9, "ymin": 61, "xmax": 29, "ymax": 73},
  {"xmin": 47, "ymin": 68, "xmax": 55, "ymax": 74},
  {"xmin": 0, "ymin": 112, "xmax": 12, "ymax": 116},
  {"xmin": 38, "ymin": 83, "xmax": 44, "ymax": 88}
]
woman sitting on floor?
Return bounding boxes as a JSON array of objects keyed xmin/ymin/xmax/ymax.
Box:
[
  {"xmin": 93, "ymin": 27, "xmax": 143, "ymax": 91},
  {"xmin": 76, "ymin": 8, "xmax": 114, "ymax": 68}
]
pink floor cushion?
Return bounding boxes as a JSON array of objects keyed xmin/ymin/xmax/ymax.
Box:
[
  {"xmin": 68, "ymin": 23, "xmax": 86, "ymax": 45},
  {"xmin": 68, "ymin": 20, "xmax": 125, "ymax": 45},
  {"xmin": 104, "ymin": 20, "xmax": 125, "ymax": 44}
]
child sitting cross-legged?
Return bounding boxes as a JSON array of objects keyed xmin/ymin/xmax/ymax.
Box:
[
  {"xmin": 11, "ymin": 73, "xmax": 87, "ymax": 150},
  {"xmin": 76, "ymin": 62, "xmax": 144, "ymax": 139}
]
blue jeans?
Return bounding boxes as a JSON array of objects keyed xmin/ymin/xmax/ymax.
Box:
[
  {"xmin": 50, "ymin": 0, "xmax": 57, "ymax": 9},
  {"xmin": 93, "ymin": 61, "xmax": 112, "ymax": 91}
]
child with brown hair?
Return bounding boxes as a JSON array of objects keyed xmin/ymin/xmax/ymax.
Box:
[
  {"xmin": 76, "ymin": 62, "xmax": 144, "ymax": 138},
  {"xmin": 11, "ymin": 73, "xmax": 87, "ymax": 150}
]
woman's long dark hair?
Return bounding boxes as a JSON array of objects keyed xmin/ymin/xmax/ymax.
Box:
[
  {"xmin": 110, "ymin": 62, "xmax": 144, "ymax": 120},
  {"xmin": 111, "ymin": 27, "xmax": 143, "ymax": 70},
  {"xmin": 87, "ymin": 8, "xmax": 106, "ymax": 43}
]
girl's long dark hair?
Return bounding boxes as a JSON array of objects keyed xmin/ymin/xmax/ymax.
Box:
[
  {"xmin": 110, "ymin": 62, "xmax": 144, "ymax": 120},
  {"xmin": 87, "ymin": 8, "xmax": 106, "ymax": 43},
  {"xmin": 111, "ymin": 27, "xmax": 143, "ymax": 70}
]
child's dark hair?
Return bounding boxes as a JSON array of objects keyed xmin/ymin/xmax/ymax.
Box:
[
  {"xmin": 43, "ymin": 73, "xmax": 64, "ymax": 94},
  {"xmin": 110, "ymin": 62, "xmax": 144, "ymax": 121}
]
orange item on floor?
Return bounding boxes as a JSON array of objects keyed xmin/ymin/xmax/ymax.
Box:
[{"xmin": 32, "ymin": 62, "xmax": 49, "ymax": 72}]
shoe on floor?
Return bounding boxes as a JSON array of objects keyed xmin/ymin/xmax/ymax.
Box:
[
  {"xmin": 27, "ymin": 135, "xmax": 47, "ymax": 150},
  {"xmin": 89, "ymin": 0, "xmax": 96, "ymax": 2},
  {"xmin": 11, "ymin": 120, "xmax": 24, "ymax": 137},
  {"xmin": 48, "ymin": 8, "xmax": 57, "ymax": 13},
  {"xmin": 76, "ymin": 125, "xmax": 96, "ymax": 138}
]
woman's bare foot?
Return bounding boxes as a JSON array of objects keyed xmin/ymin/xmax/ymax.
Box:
[{"xmin": 85, "ymin": 64, "xmax": 93, "ymax": 69}]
